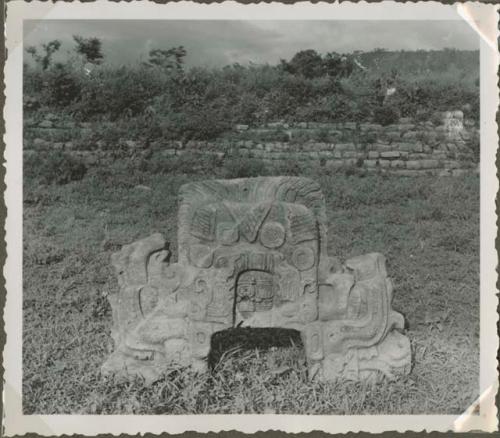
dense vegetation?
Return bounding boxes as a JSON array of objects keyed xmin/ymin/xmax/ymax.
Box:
[{"xmin": 24, "ymin": 38, "xmax": 479, "ymax": 142}]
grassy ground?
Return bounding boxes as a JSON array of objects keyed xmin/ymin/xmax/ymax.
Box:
[{"xmin": 22, "ymin": 164, "xmax": 479, "ymax": 414}]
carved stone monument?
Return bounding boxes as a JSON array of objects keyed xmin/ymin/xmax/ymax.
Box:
[{"xmin": 102, "ymin": 177, "xmax": 411, "ymax": 383}]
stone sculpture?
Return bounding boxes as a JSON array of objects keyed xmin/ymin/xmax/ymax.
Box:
[{"xmin": 102, "ymin": 177, "xmax": 411, "ymax": 384}]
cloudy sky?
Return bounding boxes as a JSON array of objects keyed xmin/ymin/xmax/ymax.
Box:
[{"xmin": 24, "ymin": 20, "xmax": 479, "ymax": 67}]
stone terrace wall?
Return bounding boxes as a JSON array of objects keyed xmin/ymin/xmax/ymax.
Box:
[{"xmin": 24, "ymin": 111, "xmax": 479, "ymax": 177}]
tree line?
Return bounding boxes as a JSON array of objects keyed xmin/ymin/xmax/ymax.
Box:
[{"xmin": 24, "ymin": 36, "xmax": 479, "ymax": 142}]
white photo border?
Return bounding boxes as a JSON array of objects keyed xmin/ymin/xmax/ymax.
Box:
[{"xmin": 3, "ymin": 1, "xmax": 499, "ymax": 435}]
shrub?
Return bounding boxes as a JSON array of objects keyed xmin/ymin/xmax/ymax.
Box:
[
  {"xmin": 45, "ymin": 63, "xmax": 82, "ymax": 107},
  {"xmin": 373, "ymin": 105, "xmax": 400, "ymax": 126},
  {"xmin": 222, "ymin": 155, "xmax": 270, "ymax": 178},
  {"xmin": 25, "ymin": 152, "xmax": 87, "ymax": 185}
]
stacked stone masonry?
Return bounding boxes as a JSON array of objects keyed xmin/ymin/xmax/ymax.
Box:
[{"xmin": 24, "ymin": 111, "xmax": 478, "ymax": 177}]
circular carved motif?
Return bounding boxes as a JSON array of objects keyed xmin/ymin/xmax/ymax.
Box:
[
  {"xmin": 292, "ymin": 247, "xmax": 315, "ymax": 271},
  {"xmin": 189, "ymin": 244, "xmax": 213, "ymax": 268},
  {"xmin": 260, "ymin": 221, "xmax": 286, "ymax": 249}
]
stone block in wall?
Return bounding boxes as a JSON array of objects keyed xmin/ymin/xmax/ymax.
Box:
[
  {"xmin": 311, "ymin": 142, "xmax": 326, "ymax": 151},
  {"xmin": 235, "ymin": 124, "xmax": 249, "ymax": 131},
  {"xmin": 360, "ymin": 123, "xmax": 383, "ymax": 132},
  {"xmin": 343, "ymin": 151, "xmax": 360, "ymax": 159},
  {"xmin": 431, "ymin": 151, "xmax": 448, "ymax": 160},
  {"xmin": 438, "ymin": 169, "xmax": 453, "ymax": 177},
  {"xmin": 401, "ymin": 131, "xmax": 419, "ymax": 141},
  {"xmin": 324, "ymin": 160, "xmax": 344, "ymax": 169},
  {"xmin": 380, "ymin": 151, "xmax": 401, "ymax": 159},
  {"xmin": 397, "ymin": 123, "xmax": 416, "ymax": 132},
  {"xmin": 399, "ymin": 117, "xmax": 413, "ymax": 124},
  {"xmin": 385, "ymin": 131, "xmax": 401, "ymax": 142},
  {"xmin": 335, "ymin": 143, "xmax": 356, "ymax": 151},
  {"xmin": 406, "ymin": 160, "xmax": 421, "ymax": 170},
  {"xmin": 443, "ymin": 160, "xmax": 461, "ymax": 169},
  {"xmin": 379, "ymin": 160, "xmax": 391, "ymax": 168},
  {"xmin": 421, "ymin": 131, "xmax": 439, "ymax": 145},
  {"xmin": 376, "ymin": 143, "xmax": 392, "ymax": 152},
  {"xmin": 390, "ymin": 160, "xmax": 405, "ymax": 168},
  {"xmin": 419, "ymin": 159, "xmax": 439, "ymax": 169},
  {"xmin": 329, "ymin": 130, "xmax": 343, "ymax": 139},
  {"xmin": 343, "ymin": 122, "xmax": 357, "ymax": 130},
  {"xmin": 53, "ymin": 142, "xmax": 64, "ymax": 150},
  {"xmin": 319, "ymin": 151, "xmax": 334, "ymax": 159},
  {"xmin": 408, "ymin": 153, "xmax": 431, "ymax": 159},
  {"xmin": 395, "ymin": 142, "xmax": 423, "ymax": 153},
  {"xmin": 368, "ymin": 151, "xmax": 379, "ymax": 159},
  {"xmin": 346, "ymin": 158, "xmax": 358, "ymax": 166},
  {"xmin": 393, "ymin": 169, "xmax": 430, "ymax": 177},
  {"xmin": 364, "ymin": 159, "xmax": 378, "ymax": 168},
  {"xmin": 266, "ymin": 122, "xmax": 283, "ymax": 128},
  {"xmin": 333, "ymin": 151, "xmax": 342, "ymax": 159},
  {"xmin": 296, "ymin": 122, "xmax": 308, "ymax": 129}
]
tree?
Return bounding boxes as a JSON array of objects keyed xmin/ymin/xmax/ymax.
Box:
[
  {"xmin": 281, "ymin": 49, "xmax": 324, "ymax": 79},
  {"xmin": 147, "ymin": 46, "xmax": 187, "ymax": 71},
  {"xmin": 73, "ymin": 35, "xmax": 104, "ymax": 64},
  {"xmin": 26, "ymin": 40, "xmax": 61, "ymax": 70},
  {"xmin": 323, "ymin": 52, "xmax": 355, "ymax": 78}
]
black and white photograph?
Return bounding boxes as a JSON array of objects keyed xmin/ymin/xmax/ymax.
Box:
[{"xmin": 3, "ymin": 1, "xmax": 498, "ymax": 435}]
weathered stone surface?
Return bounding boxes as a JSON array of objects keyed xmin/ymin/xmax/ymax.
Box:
[
  {"xmin": 380, "ymin": 151, "xmax": 401, "ymax": 159},
  {"xmin": 406, "ymin": 160, "xmax": 421, "ymax": 170},
  {"xmin": 103, "ymin": 177, "xmax": 411, "ymax": 385},
  {"xmin": 390, "ymin": 160, "xmax": 406, "ymax": 168}
]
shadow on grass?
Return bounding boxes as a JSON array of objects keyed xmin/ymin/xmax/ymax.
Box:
[{"xmin": 208, "ymin": 327, "xmax": 303, "ymax": 370}]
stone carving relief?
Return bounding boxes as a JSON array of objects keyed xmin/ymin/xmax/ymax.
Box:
[{"xmin": 103, "ymin": 177, "xmax": 411, "ymax": 384}]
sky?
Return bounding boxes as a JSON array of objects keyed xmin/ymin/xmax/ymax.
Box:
[{"xmin": 24, "ymin": 20, "xmax": 479, "ymax": 68}]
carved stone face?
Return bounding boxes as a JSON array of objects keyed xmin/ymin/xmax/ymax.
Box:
[{"xmin": 236, "ymin": 270, "xmax": 275, "ymax": 316}]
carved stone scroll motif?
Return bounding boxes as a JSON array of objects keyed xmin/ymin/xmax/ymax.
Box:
[{"xmin": 103, "ymin": 177, "xmax": 411, "ymax": 384}]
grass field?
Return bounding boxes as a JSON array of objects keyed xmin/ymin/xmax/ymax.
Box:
[{"xmin": 22, "ymin": 164, "xmax": 479, "ymax": 414}]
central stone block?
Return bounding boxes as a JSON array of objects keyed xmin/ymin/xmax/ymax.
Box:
[{"xmin": 102, "ymin": 177, "xmax": 411, "ymax": 383}]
